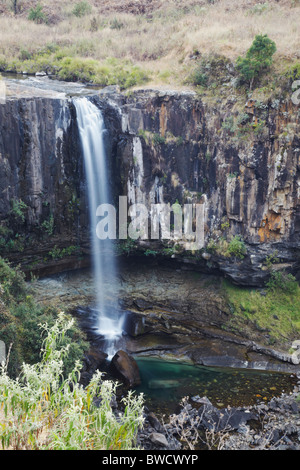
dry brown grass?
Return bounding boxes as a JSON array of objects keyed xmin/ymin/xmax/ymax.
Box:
[{"xmin": 0, "ymin": 0, "xmax": 299, "ymax": 87}]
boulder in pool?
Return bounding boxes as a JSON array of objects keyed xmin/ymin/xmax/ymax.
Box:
[{"xmin": 110, "ymin": 350, "xmax": 141, "ymax": 388}]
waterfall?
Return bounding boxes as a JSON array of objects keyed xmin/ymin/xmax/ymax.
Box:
[{"xmin": 74, "ymin": 97, "xmax": 124, "ymax": 359}]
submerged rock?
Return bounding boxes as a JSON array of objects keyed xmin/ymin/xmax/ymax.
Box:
[{"xmin": 148, "ymin": 379, "xmax": 180, "ymax": 390}]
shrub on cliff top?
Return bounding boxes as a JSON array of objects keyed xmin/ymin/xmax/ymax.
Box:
[{"xmin": 236, "ymin": 34, "xmax": 277, "ymax": 90}]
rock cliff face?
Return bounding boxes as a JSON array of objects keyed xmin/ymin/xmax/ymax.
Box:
[
  {"xmin": 0, "ymin": 85, "xmax": 299, "ymax": 286},
  {"xmin": 97, "ymin": 88, "xmax": 300, "ymax": 286},
  {"xmin": 0, "ymin": 95, "xmax": 90, "ymax": 273},
  {"xmin": 0, "ymin": 98, "xmax": 74, "ymax": 221}
]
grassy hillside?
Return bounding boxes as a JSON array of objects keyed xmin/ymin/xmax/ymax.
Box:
[{"xmin": 0, "ymin": 0, "xmax": 299, "ymax": 91}]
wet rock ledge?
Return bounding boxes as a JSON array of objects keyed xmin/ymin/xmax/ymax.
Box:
[{"xmin": 32, "ymin": 264, "xmax": 300, "ymax": 374}]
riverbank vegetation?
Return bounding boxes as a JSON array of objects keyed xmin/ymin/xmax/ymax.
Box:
[
  {"xmin": 0, "ymin": 0, "xmax": 299, "ymax": 92},
  {"xmin": 0, "ymin": 313, "xmax": 144, "ymax": 450},
  {"xmin": 223, "ymin": 273, "xmax": 300, "ymax": 347},
  {"xmin": 0, "ymin": 257, "xmax": 88, "ymax": 377},
  {"xmin": 0, "ymin": 257, "xmax": 144, "ymax": 450}
]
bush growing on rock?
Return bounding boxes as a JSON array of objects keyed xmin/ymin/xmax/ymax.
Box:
[
  {"xmin": 236, "ymin": 34, "xmax": 277, "ymax": 90},
  {"xmin": 226, "ymin": 235, "xmax": 247, "ymax": 260}
]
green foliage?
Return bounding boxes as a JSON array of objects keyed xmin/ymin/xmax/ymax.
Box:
[
  {"xmin": 41, "ymin": 215, "xmax": 54, "ymax": 236},
  {"xmin": 55, "ymin": 56, "xmax": 149, "ymax": 89},
  {"xmin": 188, "ymin": 54, "xmax": 232, "ymax": 90},
  {"xmin": 0, "ymin": 314, "xmax": 144, "ymax": 450},
  {"xmin": 191, "ymin": 69, "xmax": 208, "ymax": 87},
  {"xmin": 176, "ymin": 136, "xmax": 184, "ymax": 146},
  {"xmin": 222, "ymin": 116, "xmax": 236, "ymax": 134},
  {"xmin": 28, "ymin": 3, "xmax": 48, "ymax": 24},
  {"xmin": 1, "ymin": 46, "xmax": 149, "ymax": 90},
  {"xmin": 220, "ymin": 219, "xmax": 230, "ymax": 231},
  {"xmin": 48, "ymin": 245, "xmax": 79, "ymax": 260},
  {"xmin": 67, "ymin": 194, "xmax": 81, "ymax": 220},
  {"xmin": 110, "ymin": 18, "xmax": 124, "ymax": 30},
  {"xmin": 236, "ymin": 34, "xmax": 277, "ymax": 90},
  {"xmin": 0, "ymin": 226, "xmax": 14, "ymax": 253},
  {"xmin": 72, "ymin": 1, "xmax": 92, "ymax": 18},
  {"xmin": 221, "ymin": 111, "xmax": 268, "ymax": 143},
  {"xmin": 0, "ymin": 203, "xmax": 30, "ymax": 254},
  {"xmin": 264, "ymin": 251, "xmax": 279, "ymax": 270},
  {"xmin": 252, "ymin": 118, "xmax": 267, "ymax": 138},
  {"xmin": 9, "ymin": 199, "xmax": 28, "ymax": 224},
  {"xmin": 266, "ymin": 270, "xmax": 298, "ymax": 295},
  {"xmin": 285, "ymin": 63, "xmax": 300, "ymax": 81},
  {"xmin": 144, "ymin": 249, "xmax": 158, "ymax": 257},
  {"xmin": 0, "ymin": 258, "xmax": 87, "ymax": 377},
  {"xmin": 138, "ymin": 129, "xmax": 148, "ymax": 141},
  {"xmin": 226, "ymin": 236, "xmax": 247, "ymax": 259},
  {"xmin": 0, "ymin": 257, "xmax": 26, "ymax": 304},
  {"xmin": 59, "ymin": 57, "xmax": 100, "ymax": 82},
  {"xmin": 207, "ymin": 235, "xmax": 247, "ymax": 260},
  {"xmin": 223, "ymin": 278, "xmax": 300, "ymax": 345},
  {"xmin": 5, "ymin": 237, "xmax": 25, "ymax": 254},
  {"xmin": 162, "ymin": 245, "xmax": 178, "ymax": 256},
  {"xmin": 19, "ymin": 48, "xmax": 33, "ymax": 61},
  {"xmin": 152, "ymin": 133, "xmax": 166, "ymax": 146},
  {"xmin": 117, "ymin": 238, "xmax": 136, "ymax": 256}
]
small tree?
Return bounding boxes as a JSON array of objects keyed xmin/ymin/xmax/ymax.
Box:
[
  {"xmin": 28, "ymin": 3, "xmax": 48, "ymax": 24},
  {"xmin": 236, "ymin": 34, "xmax": 276, "ymax": 90},
  {"xmin": 72, "ymin": 1, "xmax": 92, "ymax": 17}
]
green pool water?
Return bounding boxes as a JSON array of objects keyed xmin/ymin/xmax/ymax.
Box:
[{"xmin": 134, "ymin": 357, "xmax": 295, "ymax": 416}]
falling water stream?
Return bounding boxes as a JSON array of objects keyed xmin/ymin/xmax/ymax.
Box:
[{"xmin": 74, "ymin": 97, "xmax": 125, "ymax": 359}]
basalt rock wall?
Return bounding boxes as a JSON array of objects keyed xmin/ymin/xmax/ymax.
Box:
[
  {"xmin": 0, "ymin": 87, "xmax": 299, "ymax": 286},
  {"xmin": 0, "ymin": 96, "xmax": 90, "ymax": 273},
  {"xmin": 96, "ymin": 89, "xmax": 300, "ymax": 286}
]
